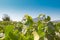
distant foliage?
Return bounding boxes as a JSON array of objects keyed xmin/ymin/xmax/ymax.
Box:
[
  {"xmin": 0, "ymin": 14, "xmax": 60, "ymax": 40},
  {"xmin": 2, "ymin": 14, "xmax": 10, "ymax": 21}
]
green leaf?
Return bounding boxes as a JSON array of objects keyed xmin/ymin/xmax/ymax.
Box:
[{"xmin": 5, "ymin": 25, "xmax": 14, "ymax": 40}]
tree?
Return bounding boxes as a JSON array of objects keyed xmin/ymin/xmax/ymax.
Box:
[
  {"xmin": 46, "ymin": 16, "xmax": 51, "ymax": 21},
  {"xmin": 2, "ymin": 14, "xmax": 10, "ymax": 21}
]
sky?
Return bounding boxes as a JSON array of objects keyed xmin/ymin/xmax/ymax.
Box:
[{"xmin": 0, "ymin": 0, "xmax": 60, "ymax": 21}]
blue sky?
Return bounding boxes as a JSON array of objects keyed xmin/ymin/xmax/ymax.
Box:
[{"xmin": 0, "ymin": 0, "xmax": 60, "ymax": 21}]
